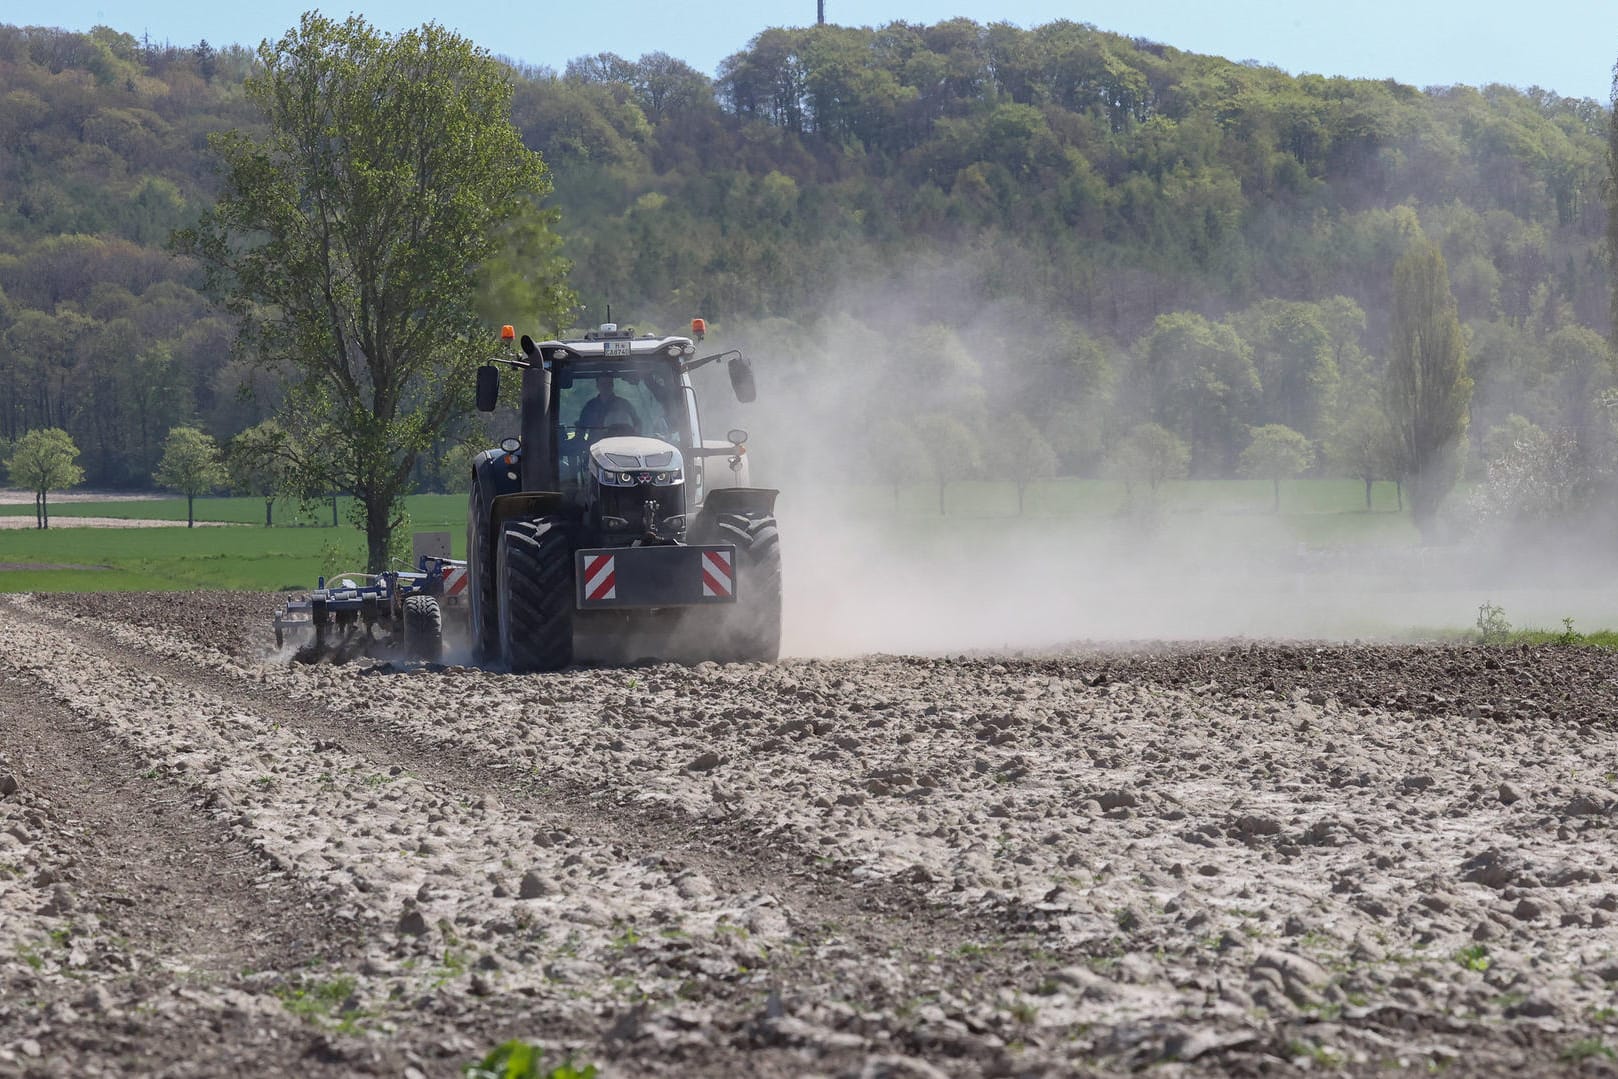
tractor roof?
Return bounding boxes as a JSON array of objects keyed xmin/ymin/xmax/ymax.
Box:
[{"xmin": 531, "ymin": 333, "xmax": 698, "ymax": 364}]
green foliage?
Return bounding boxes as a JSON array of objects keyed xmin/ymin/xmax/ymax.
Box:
[
  {"xmin": 1454, "ymin": 944, "xmax": 1490, "ymax": 971},
  {"xmin": 154, "ymin": 425, "xmax": 228, "ymax": 527},
  {"xmin": 154, "ymin": 426, "xmax": 227, "ymax": 496},
  {"xmin": 1474, "ymin": 603, "xmax": 1512, "ymax": 645},
  {"xmin": 4, "ymin": 427, "xmax": 85, "ymax": 528},
  {"xmin": 914, "ymin": 413, "xmax": 983, "ymax": 514},
  {"xmin": 0, "ymin": 18, "xmax": 1613, "ymax": 505},
  {"xmin": 1387, "ymin": 239, "xmax": 1473, "ymax": 536},
  {"xmin": 175, "ymin": 13, "xmax": 572, "ymax": 572},
  {"xmin": 464, "ymin": 1040, "xmax": 598, "ymax": 1079},
  {"xmin": 1239, "ymin": 424, "xmax": 1314, "ymax": 511},
  {"xmin": 1108, "ymin": 423, "xmax": 1189, "ymax": 496},
  {"xmin": 1560, "ymin": 1038, "xmax": 1616, "ymax": 1063},
  {"xmin": 275, "ymin": 974, "xmax": 366, "ymax": 1032}
]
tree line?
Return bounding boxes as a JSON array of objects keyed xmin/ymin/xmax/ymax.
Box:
[{"xmin": 0, "ymin": 18, "xmax": 1613, "ymax": 552}]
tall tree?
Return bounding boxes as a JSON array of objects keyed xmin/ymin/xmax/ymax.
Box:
[
  {"xmin": 154, "ymin": 425, "xmax": 228, "ymax": 527},
  {"xmin": 1609, "ymin": 59, "xmax": 1618, "ymax": 345},
  {"xmin": 1386, "ymin": 240, "xmax": 1472, "ymax": 536},
  {"xmin": 176, "ymin": 14, "xmax": 574, "ymax": 571},
  {"xmin": 5, "ymin": 428, "xmax": 85, "ymax": 528}
]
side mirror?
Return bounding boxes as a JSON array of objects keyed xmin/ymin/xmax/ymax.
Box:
[
  {"xmin": 727, "ymin": 428, "xmax": 748, "ymax": 445},
  {"xmin": 476, "ymin": 365, "xmax": 499, "ymax": 412},
  {"xmin": 727, "ymin": 355, "xmax": 756, "ymax": 403}
]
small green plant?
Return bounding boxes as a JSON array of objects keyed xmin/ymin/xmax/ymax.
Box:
[
  {"xmin": 1008, "ymin": 998, "xmax": 1039, "ymax": 1024},
  {"xmin": 1556, "ymin": 616, "xmax": 1580, "ymax": 646},
  {"xmin": 1285, "ymin": 1040, "xmax": 1343, "ymax": 1067},
  {"xmin": 1455, "ymin": 944, "xmax": 1489, "ymax": 972},
  {"xmin": 1475, "ymin": 602, "xmax": 1512, "ymax": 644},
  {"xmin": 1560, "ymin": 1038, "xmax": 1616, "ymax": 1063},
  {"xmin": 275, "ymin": 975, "xmax": 363, "ymax": 1030},
  {"xmin": 464, "ymin": 1040, "xmax": 599, "ymax": 1079}
]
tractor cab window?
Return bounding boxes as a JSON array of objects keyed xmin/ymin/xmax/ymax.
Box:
[{"xmin": 554, "ymin": 362, "xmax": 688, "ymax": 488}]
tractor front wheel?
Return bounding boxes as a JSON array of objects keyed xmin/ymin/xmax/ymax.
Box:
[
  {"xmin": 497, "ymin": 518, "xmax": 576, "ymax": 673},
  {"xmin": 468, "ymin": 486, "xmax": 498, "ymax": 662},
  {"xmin": 714, "ymin": 513, "xmax": 782, "ymax": 662}
]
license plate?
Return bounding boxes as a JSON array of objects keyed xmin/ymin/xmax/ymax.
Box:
[{"xmin": 604, "ymin": 339, "xmax": 630, "ymax": 356}]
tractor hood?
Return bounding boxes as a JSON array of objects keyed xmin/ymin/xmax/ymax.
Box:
[{"xmin": 588, "ymin": 436, "xmax": 685, "ymax": 488}]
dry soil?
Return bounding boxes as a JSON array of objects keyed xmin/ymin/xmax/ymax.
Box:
[{"xmin": 1, "ymin": 592, "xmax": 1616, "ymax": 1077}]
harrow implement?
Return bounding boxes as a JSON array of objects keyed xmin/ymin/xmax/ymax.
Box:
[{"xmin": 273, "ymin": 554, "xmax": 469, "ymax": 662}]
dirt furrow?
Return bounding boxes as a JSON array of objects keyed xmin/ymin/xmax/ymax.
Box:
[
  {"xmin": 9, "ymin": 592, "xmax": 1618, "ymax": 1077},
  {"xmin": 0, "ymin": 670, "xmax": 377, "ymax": 1076},
  {"xmin": 9, "ymin": 598, "xmax": 1030, "ymax": 943},
  {"xmin": 0, "ymin": 599, "xmax": 1064, "ymax": 1074}
]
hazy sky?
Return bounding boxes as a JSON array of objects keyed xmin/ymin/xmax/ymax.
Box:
[{"xmin": 9, "ymin": 1, "xmax": 1616, "ymax": 102}]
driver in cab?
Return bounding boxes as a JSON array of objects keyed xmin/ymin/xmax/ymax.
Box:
[{"xmin": 576, "ymin": 376, "xmax": 640, "ymax": 440}]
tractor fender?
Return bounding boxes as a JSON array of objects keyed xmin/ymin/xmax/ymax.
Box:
[{"xmin": 699, "ymin": 487, "xmax": 779, "ymax": 519}]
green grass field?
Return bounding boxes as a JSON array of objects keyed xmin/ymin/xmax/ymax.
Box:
[
  {"xmin": 0, "ymin": 479, "xmax": 1415, "ymax": 593},
  {"xmin": 0, "ymin": 495, "xmax": 471, "ymax": 591}
]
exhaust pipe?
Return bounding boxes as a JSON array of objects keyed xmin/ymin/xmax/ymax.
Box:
[{"xmin": 519, "ymin": 336, "xmax": 553, "ymax": 493}]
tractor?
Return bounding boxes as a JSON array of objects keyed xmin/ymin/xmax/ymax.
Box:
[{"xmin": 467, "ymin": 320, "xmax": 781, "ymax": 671}]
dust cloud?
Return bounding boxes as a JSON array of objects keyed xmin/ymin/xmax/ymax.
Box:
[{"xmin": 685, "ymin": 276, "xmax": 1618, "ymax": 658}]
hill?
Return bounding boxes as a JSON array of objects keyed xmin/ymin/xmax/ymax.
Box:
[{"xmin": 0, "ymin": 20, "xmax": 1610, "ymax": 487}]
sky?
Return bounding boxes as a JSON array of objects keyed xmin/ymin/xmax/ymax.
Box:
[{"xmin": 7, "ymin": 0, "xmax": 1617, "ymax": 102}]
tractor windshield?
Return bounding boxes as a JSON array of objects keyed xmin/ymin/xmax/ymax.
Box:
[
  {"xmin": 553, "ymin": 360, "xmax": 691, "ymax": 493},
  {"xmin": 555, "ymin": 360, "xmax": 686, "ymax": 445}
]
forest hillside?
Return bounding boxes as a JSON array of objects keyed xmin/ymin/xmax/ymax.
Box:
[{"xmin": 0, "ymin": 20, "xmax": 1610, "ymax": 490}]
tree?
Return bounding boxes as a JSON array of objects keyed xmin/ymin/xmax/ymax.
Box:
[
  {"xmin": 1240, "ymin": 424, "xmax": 1314, "ymax": 511},
  {"xmin": 1482, "ymin": 414, "xmax": 1548, "ymax": 470},
  {"xmin": 176, "ymin": 14, "xmax": 574, "ymax": 571},
  {"xmin": 1386, "ymin": 240, "xmax": 1473, "ymax": 536},
  {"xmin": 1328, "ymin": 402, "xmax": 1398, "ymax": 510},
  {"xmin": 1107, "ymin": 423, "xmax": 1189, "ymax": 499},
  {"xmin": 5, "ymin": 428, "xmax": 85, "ymax": 528},
  {"xmin": 999, "ymin": 413, "xmax": 1058, "ymax": 515},
  {"xmin": 914, "ymin": 414, "xmax": 982, "ymax": 515},
  {"xmin": 1134, "ymin": 313, "xmax": 1261, "ymax": 476},
  {"xmin": 867, "ymin": 419, "xmax": 930, "ymax": 509},
  {"xmin": 226, "ymin": 420, "xmax": 293, "ymax": 526},
  {"xmin": 154, "ymin": 425, "xmax": 227, "ymax": 527}
]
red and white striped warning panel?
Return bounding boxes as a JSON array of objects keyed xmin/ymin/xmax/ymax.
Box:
[
  {"xmin": 583, "ymin": 553, "xmax": 617, "ymax": 601},
  {"xmin": 701, "ymin": 549, "xmax": 734, "ymax": 598},
  {"xmin": 574, "ymin": 545, "xmax": 735, "ymax": 608},
  {"xmin": 440, "ymin": 565, "xmax": 469, "ymax": 597}
]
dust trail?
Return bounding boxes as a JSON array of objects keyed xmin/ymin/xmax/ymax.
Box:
[{"xmin": 774, "ymin": 494, "xmax": 1618, "ymax": 654}]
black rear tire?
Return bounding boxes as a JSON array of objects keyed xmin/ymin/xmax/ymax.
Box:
[
  {"xmin": 714, "ymin": 512, "xmax": 782, "ymax": 662},
  {"xmin": 468, "ymin": 486, "xmax": 498, "ymax": 662},
  {"xmin": 402, "ymin": 594, "xmax": 443, "ymax": 662},
  {"xmin": 498, "ymin": 518, "xmax": 576, "ymax": 672}
]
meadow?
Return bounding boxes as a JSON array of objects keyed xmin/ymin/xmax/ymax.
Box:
[{"xmin": 0, "ymin": 480, "xmax": 1414, "ymax": 592}]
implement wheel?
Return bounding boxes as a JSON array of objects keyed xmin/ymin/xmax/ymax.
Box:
[
  {"xmin": 402, "ymin": 595, "xmax": 443, "ymax": 662},
  {"xmin": 497, "ymin": 518, "xmax": 576, "ymax": 673}
]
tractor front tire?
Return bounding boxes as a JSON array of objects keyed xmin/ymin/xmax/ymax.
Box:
[
  {"xmin": 497, "ymin": 518, "xmax": 576, "ymax": 673},
  {"xmin": 402, "ymin": 595, "xmax": 443, "ymax": 662},
  {"xmin": 468, "ymin": 486, "xmax": 498, "ymax": 662},
  {"xmin": 715, "ymin": 513, "xmax": 782, "ymax": 662}
]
